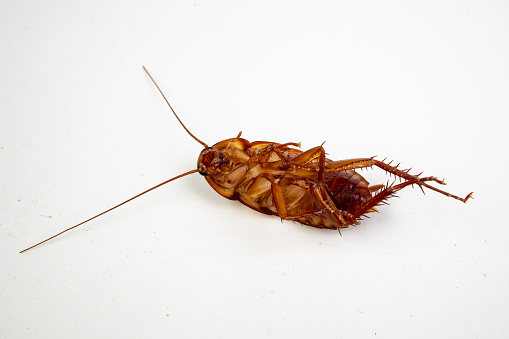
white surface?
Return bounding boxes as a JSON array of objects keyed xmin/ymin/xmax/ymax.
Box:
[{"xmin": 1, "ymin": 1, "xmax": 508, "ymax": 338}]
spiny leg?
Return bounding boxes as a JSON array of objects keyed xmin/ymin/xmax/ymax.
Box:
[
  {"xmin": 270, "ymin": 180, "xmax": 335, "ymax": 223},
  {"xmin": 326, "ymin": 157, "xmax": 472, "ymax": 203},
  {"xmin": 307, "ymin": 147, "xmax": 356, "ymax": 230},
  {"xmin": 293, "ymin": 149, "xmax": 355, "ymax": 230},
  {"xmin": 350, "ymin": 176, "xmax": 445, "ymax": 220},
  {"xmin": 309, "ymin": 183, "xmax": 355, "ymax": 231},
  {"xmin": 271, "ymin": 180, "xmax": 354, "ymax": 231},
  {"xmin": 251, "ymin": 142, "xmax": 302, "ymax": 164},
  {"xmin": 372, "ymin": 160, "xmax": 473, "ymax": 203},
  {"xmin": 269, "ymin": 170, "xmax": 352, "ymax": 231}
]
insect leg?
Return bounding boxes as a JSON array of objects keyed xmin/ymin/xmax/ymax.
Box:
[
  {"xmin": 326, "ymin": 157, "xmax": 431, "ymax": 183},
  {"xmin": 326, "ymin": 158, "xmax": 472, "ymax": 203},
  {"xmin": 350, "ymin": 176, "xmax": 449, "ymax": 220},
  {"xmin": 270, "ymin": 181, "xmax": 289, "ymax": 218},
  {"xmin": 268, "ymin": 176, "xmax": 317, "ymax": 220},
  {"xmin": 270, "ymin": 180, "xmax": 343, "ymax": 230},
  {"xmin": 326, "ymin": 157, "xmax": 378, "ymax": 172},
  {"xmin": 287, "ymin": 147, "xmax": 355, "ymax": 230},
  {"xmin": 311, "ymin": 150, "xmax": 356, "ymax": 229},
  {"xmin": 289, "ymin": 146, "xmax": 325, "ymax": 166},
  {"xmin": 309, "ymin": 184, "xmax": 356, "ymax": 231},
  {"xmin": 250, "ymin": 142, "xmax": 302, "ymax": 165},
  {"xmin": 372, "ymin": 160, "xmax": 473, "ymax": 203}
]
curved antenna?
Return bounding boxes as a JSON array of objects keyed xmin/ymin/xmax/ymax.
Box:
[
  {"xmin": 20, "ymin": 169, "xmax": 200, "ymax": 253},
  {"xmin": 143, "ymin": 66, "xmax": 208, "ymax": 148}
]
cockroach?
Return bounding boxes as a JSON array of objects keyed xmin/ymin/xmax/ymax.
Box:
[{"xmin": 20, "ymin": 67, "xmax": 473, "ymax": 253}]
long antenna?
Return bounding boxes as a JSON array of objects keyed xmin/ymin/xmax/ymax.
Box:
[
  {"xmin": 20, "ymin": 169, "xmax": 200, "ymax": 253},
  {"xmin": 21, "ymin": 67, "xmax": 208, "ymax": 253},
  {"xmin": 143, "ymin": 66, "xmax": 208, "ymax": 148}
]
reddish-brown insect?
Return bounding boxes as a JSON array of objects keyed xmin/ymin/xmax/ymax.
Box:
[{"xmin": 20, "ymin": 67, "xmax": 473, "ymax": 253}]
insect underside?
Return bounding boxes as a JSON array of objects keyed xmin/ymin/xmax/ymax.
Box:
[
  {"xmin": 197, "ymin": 139, "xmax": 472, "ymax": 231},
  {"xmin": 20, "ymin": 67, "xmax": 473, "ymax": 253}
]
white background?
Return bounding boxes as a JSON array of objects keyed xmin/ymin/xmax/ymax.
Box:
[{"xmin": 1, "ymin": 1, "xmax": 508, "ymax": 338}]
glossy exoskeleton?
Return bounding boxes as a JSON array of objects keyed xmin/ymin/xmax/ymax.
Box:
[{"xmin": 20, "ymin": 67, "xmax": 472, "ymax": 253}]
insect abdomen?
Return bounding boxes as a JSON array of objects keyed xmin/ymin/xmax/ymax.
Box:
[{"xmin": 323, "ymin": 171, "xmax": 372, "ymax": 214}]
